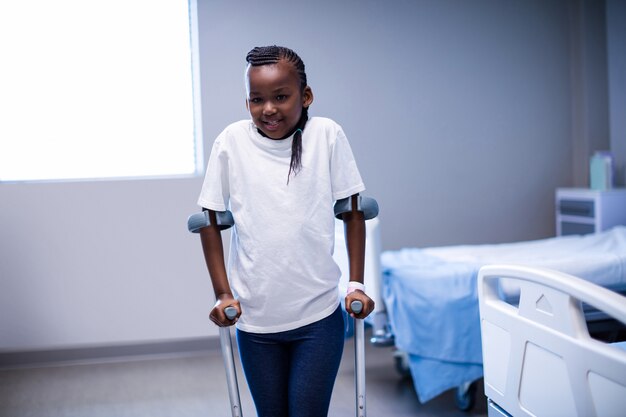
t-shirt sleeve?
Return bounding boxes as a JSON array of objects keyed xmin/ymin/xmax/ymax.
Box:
[
  {"xmin": 330, "ymin": 126, "xmax": 365, "ymax": 201},
  {"xmin": 197, "ymin": 133, "xmax": 230, "ymax": 211}
]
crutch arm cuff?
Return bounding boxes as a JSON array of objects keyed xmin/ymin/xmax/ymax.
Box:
[
  {"xmin": 334, "ymin": 195, "xmax": 379, "ymax": 220},
  {"xmin": 187, "ymin": 210, "xmax": 234, "ymax": 233}
]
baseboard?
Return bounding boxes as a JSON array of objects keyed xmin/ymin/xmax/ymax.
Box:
[{"xmin": 0, "ymin": 336, "xmax": 221, "ymax": 369}]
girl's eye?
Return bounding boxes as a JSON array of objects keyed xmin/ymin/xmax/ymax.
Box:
[
  {"xmin": 249, "ymin": 97, "xmax": 262, "ymax": 104},
  {"xmin": 276, "ymin": 95, "xmax": 287, "ymax": 101}
]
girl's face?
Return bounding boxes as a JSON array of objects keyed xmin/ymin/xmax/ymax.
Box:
[{"xmin": 245, "ymin": 60, "xmax": 313, "ymax": 139}]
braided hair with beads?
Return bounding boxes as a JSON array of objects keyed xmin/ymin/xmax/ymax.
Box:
[{"xmin": 246, "ymin": 45, "xmax": 309, "ymax": 183}]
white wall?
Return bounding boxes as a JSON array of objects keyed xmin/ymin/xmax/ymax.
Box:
[
  {"xmin": 0, "ymin": 179, "xmax": 211, "ymax": 349},
  {"xmin": 0, "ymin": 0, "xmax": 615, "ymax": 351}
]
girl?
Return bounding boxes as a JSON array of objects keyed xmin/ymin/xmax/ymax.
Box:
[{"xmin": 197, "ymin": 45, "xmax": 375, "ymax": 417}]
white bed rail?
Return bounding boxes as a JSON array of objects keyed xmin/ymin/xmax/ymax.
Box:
[{"xmin": 478, "ymin": 264, "xmax": 626, "ymax": 417}]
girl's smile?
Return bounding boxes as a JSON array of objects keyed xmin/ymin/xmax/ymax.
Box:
[
  {"xmin": 262, "ymin": 118, "xmax": 281, "ymax": 132},
  {"xmin": 246, "ymin": 60, "xmax": 313, "ymax": 139}
]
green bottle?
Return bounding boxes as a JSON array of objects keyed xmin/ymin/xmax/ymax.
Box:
[{"xmin": 590, "ymin": 151, "xmax": 613, "ymax": 190}]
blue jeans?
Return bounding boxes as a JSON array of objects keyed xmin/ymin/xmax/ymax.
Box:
[{"xmin": 236, "ymin": 306, "xmax": 345, "ymax": 417}]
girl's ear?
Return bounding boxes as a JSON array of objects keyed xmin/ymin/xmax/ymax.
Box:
[
  {"xmin": 245, "ymin": 98, "xmax": 250, "ymax": 112},
  {"xmin": 302, "ymin": 86, "xmax": 314, "ymax": 108}
]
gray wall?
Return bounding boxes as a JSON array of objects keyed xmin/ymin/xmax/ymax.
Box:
[
  {"xmin": 0, "ymin": 0, "xmax": 618, "ymax": 351},
  {"xmin": 197, "ymin": 0, "xmax": 609, "ymax": 248},
  {"xmin": 570, "ymin": 0, "xmax": 610, "ymax": 186},
  {"xmin": 607, "ymin": 0, "xmax": 626, "ymax": 186}
]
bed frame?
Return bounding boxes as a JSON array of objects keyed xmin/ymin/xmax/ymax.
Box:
[{"xmin": 478, "ymin": 264, "xmax": 626, "ymax": 417}]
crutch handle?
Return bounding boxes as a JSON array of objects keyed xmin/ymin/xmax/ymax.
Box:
[
  {"xmin": 224, "ymin": 306, "xmax": 238, "ymax": 321},
  {"xmin": 351, "ymin": 300, "xmax": 363, "ymax": 314}
]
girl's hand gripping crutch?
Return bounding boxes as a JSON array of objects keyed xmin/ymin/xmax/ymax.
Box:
[
  {"xmin": 221, "ymin": 306, "xmax": 243, "ymax": 417},
  {"xmin": 351, "ymin": 300, "xmax": 366, "ymax": 417}
]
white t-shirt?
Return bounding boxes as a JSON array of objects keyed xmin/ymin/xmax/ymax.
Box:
[{"xmin": 198, "ymin": 117, "xmax": 365, "ymax": 333}]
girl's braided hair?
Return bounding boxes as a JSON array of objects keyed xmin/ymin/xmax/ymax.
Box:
[{"xmin": 246, "ymin": 46, "xmax": 308, "ymax": 183}]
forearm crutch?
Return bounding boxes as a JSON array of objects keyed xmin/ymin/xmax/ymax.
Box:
[
  {"xmin": 221, "ymin": 306, "xmax": 243, "ymax": 417},
  {"xmin": 334, "ymin": 195, "xmax": 378, "ymax": 417},
  {"xmin": 187, "ymin": 210, "xmax": 241, "ymax": 416},
  {"xmin": 351, "ymin": 300, "xmax": 366, "ymax": 417}
]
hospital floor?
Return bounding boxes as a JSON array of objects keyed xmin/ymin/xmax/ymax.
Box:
[{"xmin": 0, "ymin": 330, "xmax": 488, "ymax": 417}]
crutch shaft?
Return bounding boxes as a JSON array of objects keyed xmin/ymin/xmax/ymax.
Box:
[
  {"xmin": 219, "ymin": 327, "xmax": 242, "ymax": 417},
  {"xmin": 220, "ymin": 306, "xmax": 242, "ymax": 417},
  {"xmin": 351, "ymin": 300, "xmax": 366, "ymax": 417}
]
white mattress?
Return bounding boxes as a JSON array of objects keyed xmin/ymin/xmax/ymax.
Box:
[{"xmin": 424, "ymin": 226, "xmax": 626, "ymax": 296}]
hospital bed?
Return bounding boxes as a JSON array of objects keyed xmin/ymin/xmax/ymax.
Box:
[
  {"xmin": 478, "ymin": 264, "xmax": 626, "ymax": 417},
  {"xmin": 379, "ymin": 226, "xmax": 626, "ymax": 408}
]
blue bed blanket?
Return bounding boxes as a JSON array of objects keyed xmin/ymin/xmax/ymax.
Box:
[{"xmin": 381, "ymin": 226, "xmax": 626, "ymax": 403}]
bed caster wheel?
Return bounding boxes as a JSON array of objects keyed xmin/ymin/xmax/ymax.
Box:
[
  {"xmin": 370, "ymin": 329, "xmax": 394, "ymax": 347},
  {"xmin": 393, "ymin": 350, "xmax": 411, "ymax": 378},
  {"xmin": 454, "ymin": 380, "xmax": 478, "ymax": 411}
]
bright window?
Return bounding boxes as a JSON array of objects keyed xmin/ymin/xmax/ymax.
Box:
[{"xmin": 0, "ymin": 0, "xmax": 202, "ymax": 182}]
